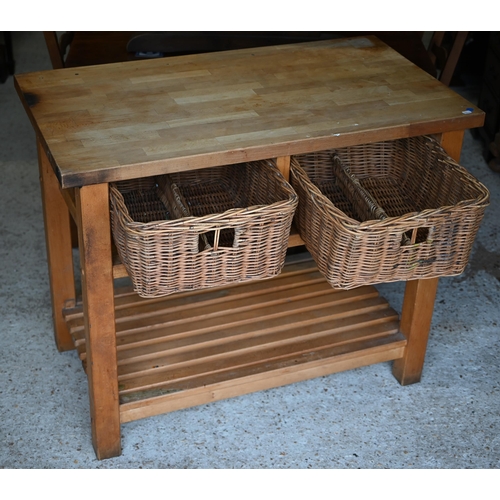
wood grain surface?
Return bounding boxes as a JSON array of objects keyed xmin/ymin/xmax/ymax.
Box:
[
  {"xmin": 63, "ymin": 258, "xmax": 405, "ymax": 422},
  {"xmin": 15, "ymin": 37, "xmax": 484, "ymax": 189}
]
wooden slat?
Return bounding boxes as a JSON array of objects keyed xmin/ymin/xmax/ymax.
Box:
[
  {"xmin": 118, "ymin": 324, "xmax": 403, "ymax": 395},
  {"xmin": 118, "ymin": 286, "xmax": 377, "ymax": 351},
  {"xmin": 116, "ymin": 310, "xmax": 400, "ymax": 387},
  {"xmin": 119, "ymin": 340, "xmax": 405, "ymax": 423},
  {"xmin": 288, "ymin": 230, "xmax": 305, "ymax": 248},
  {"xmin": 68, "ymin": 260, "xmax": 377, "ymax": 350},
  {"xmin": 114, "ymin": 295, "xmax": 390, "ymax": 369},
  {"xmin": 69, "ymin": 258, "xmax": 324, "ymax": 331},
  {"xmin": 65, "ymin": 260, "xmax": 405, "ymax": 423}
]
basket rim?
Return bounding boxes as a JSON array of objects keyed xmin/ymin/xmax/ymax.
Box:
[
  {"xmin": 290, "ymin": 136, "xmax": 490, "ymax": 230},
  {"xmin": 110, "ymin": 159, "xmax": 298, "ymax": 231}
]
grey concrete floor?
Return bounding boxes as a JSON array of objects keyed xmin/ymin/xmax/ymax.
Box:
[{"xmin": 1, "ymin": 32, "xmax": 499, "ymax": 469}]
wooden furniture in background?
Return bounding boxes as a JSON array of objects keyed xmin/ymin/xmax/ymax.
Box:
[
  {"xmin": 43, "ymin": 31, "xmax": 137, "ymax": 68},
  {"xmin": 44, "ymin": 31, "xmax": 436, "ymax": 75},
  {"xmin": 477, "ymin": 32, "xmax": 500, "ymax": 172},
  {"xmin": 16, "ymin": 37, "xmax": 484, "ymax": 459},
  {"xmin": 428, "ymin": 32, "xmax": 469, "ymax": 86}
]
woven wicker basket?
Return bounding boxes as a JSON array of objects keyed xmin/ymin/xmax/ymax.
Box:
[
  {"xmin": 110, "ymin": 160, "xmax": 298, "ymax": 298},
  {"xmin": 291, "ymin": 135, "xmax": 489, "ymax": 289}
]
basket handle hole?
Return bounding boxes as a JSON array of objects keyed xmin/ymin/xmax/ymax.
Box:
[
  {"xmin": 402, "ymin": 227, "xmax": 432, "ymax": 246},
  {"xmin": 199, "ymin": 228, "xmax": 235, "ymax": 251}
]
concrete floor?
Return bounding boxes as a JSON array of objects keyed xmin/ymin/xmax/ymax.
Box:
[{"xmin": 1, "ymin": 32, "xmax": 499, "ymax": 469}]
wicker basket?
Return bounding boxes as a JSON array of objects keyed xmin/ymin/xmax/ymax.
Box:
[
  {"xmin": 110, "ymin": 160, "xmax": 298, "ymax": 298},
  {"xmin": 291, "ymin": 135, "xmax": 490, "ymax": 289}
]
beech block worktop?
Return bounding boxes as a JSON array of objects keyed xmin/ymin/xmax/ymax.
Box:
[{"xmin": 16, "ymin": 37, "xmax": 483, "ymax": 188}]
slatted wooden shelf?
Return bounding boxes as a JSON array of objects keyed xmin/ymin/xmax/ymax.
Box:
[{"xmin": 64, "ymin": 257, "xmax": 406, "ymax": 423}]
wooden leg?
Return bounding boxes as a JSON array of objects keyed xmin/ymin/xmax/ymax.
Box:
[
  {"xmin": 438, "ymin": 129, "xmax": 465, "ymax": 162},
  {"xmin": 392, "ymin": 278, "xmax": 439, "ymax": 385},
  {"xmin": 393, "ymin": 129, "xmax": 465, "ymax": 385},
  {"xmin": 276, "ymin": 156, "xmax": 291, "ymax": 181},
  {"xmin": 37, "ymin": 139, "xmax": 76, "ymax": 352},
  {"xmin": 76, "ymin": 184, "xmax": 121, "ymax": 459}
]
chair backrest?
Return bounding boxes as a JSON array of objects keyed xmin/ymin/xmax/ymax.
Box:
[
  {"xmin": 43, "ymin": 31, "xmax": 74, "ymax": 69},
  {"xmin": 428, "ymin": 32, "xmax": 468, "ymax": 86},
  {"xmin": 43, "ymin": 32, "xmax": 135, "ymax": 69}
]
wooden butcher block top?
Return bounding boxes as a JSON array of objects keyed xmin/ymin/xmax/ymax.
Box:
[{"xmin": 15, "ymin": 36, "xmax": 484, "ymax": 189}]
